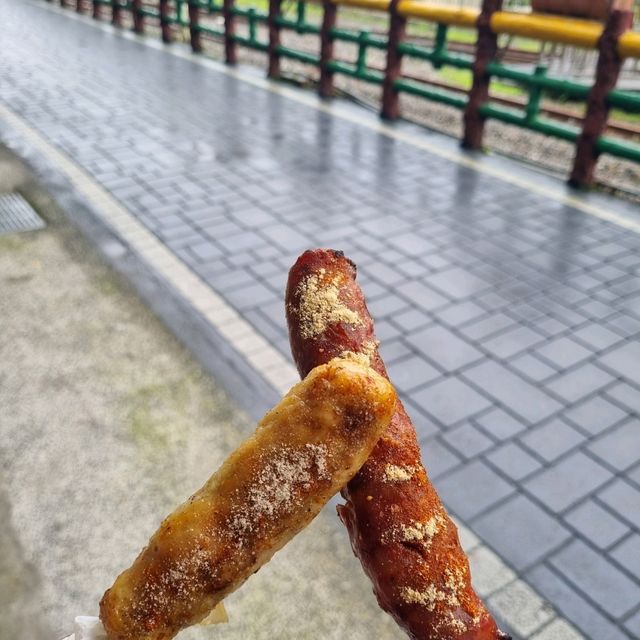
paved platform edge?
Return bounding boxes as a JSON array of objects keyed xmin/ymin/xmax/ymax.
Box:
[{"xmin": 0, "ymin": 57, "xmax": 584, "ymax": 640}]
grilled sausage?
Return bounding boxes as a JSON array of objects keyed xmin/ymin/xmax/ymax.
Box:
[{"xmin": 286, "ymin": 249, "xmax": 509, "ymax": 640}]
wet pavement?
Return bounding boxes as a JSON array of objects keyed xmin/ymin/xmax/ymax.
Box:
[{"xmin": 1, "ymin": 2, "xmax": 640, "ymax": 639}]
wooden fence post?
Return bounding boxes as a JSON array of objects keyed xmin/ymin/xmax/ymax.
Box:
[
  {"xmin": 112, "ymin": 0, "xmax": 122, "ymax": 27},
  {"xmin": 569, "ymin": 2, "xmax": 634, "ymax": 187},
  {"xmin": 159, "ymin": 0, "xmax": 172, "ymax": 42},
  {"xmin": 318, "ymin": 0, "xmax": 338, "ymax": 97},
  {"xmin": 381, "ymin": 0, "xmax": 406, "ymax": 119},
  {"xmin": 188, "ymin": 1, "xmax": 203, "ymax": 52},
  {"xmin": 268, "ymin": 0, "xmax": 283, "ymax": 77},
  {"xmin": 223, "ymin": 0, "xmax": 237, "ymax": 63},
  {"xmin": 132, "ymin": 0, "xmax": 144, "ymax": 33},
  {"xmin": 92, "ymin": 0, "xmax": 101, "ymax": 19},
  {"xmin": 462, "ymin": 0, "xmax": 503, "ymax": 149}
]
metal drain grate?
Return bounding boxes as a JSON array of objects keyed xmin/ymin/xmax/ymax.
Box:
[{"xmin": 0, "ymin": 193, "xmax": 46, "ymax": 235}]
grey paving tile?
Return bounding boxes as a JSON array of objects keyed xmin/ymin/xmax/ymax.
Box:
[
  {"xmin": 467, "ymin": 545, "xmax": 516, "ymax": 598},
  {"xmin": 362, "ymin": 261, "xmax": 406, "ymax": 286},
  {"xmin": 437, "ymin": 300, "xmax": 486, "ymax": 328},
  {"xmin": 420, "ymin": 436, "xmax": 462, "ymax": 479},
  {"xmin": 403, "ymin": 400, "xmax": 440, "ymax": 440},
  {"xmin": 378, "ymin": 338, "xmax": 413, "ymax": 364},
  {"xmin": 463, "ymin": 360, "xmax": 563, "ymax": 424},
  {"xmin": 474, "ymin": 494, "xmax": 570, "ymax": 570},
  {"xmin": 396, "ymin": 258, "xmax": 429, "ymax": 278},
  {"xmin": 604, "ymin": 312, "xmax": 640, "ymax": 337},
  {"xmin": 604, "ymin": 382, "xmax": 640, "ymax": 413},
  {"xmin": 410, "ymin": 325, "xmax": 484, "ymax": 372},
  {"xmin": 260, "ymin": 223, "xmax": 309, "ymax": 252},
  {"xmin": 525, "ymin": 452, "xmax": 613, "ymax": 512},
  {"xmin": 188, "ymin": 240, "xmax": 224, "ymax": 262},
  {"xmin": 227, "ymin": 251, "xmax": 256, "ymax": 268},
  {"xmin": 410, "ymin": 376, "xmax": 492, "ymax": 427},
  {"xmin": 531, "ymin": 619, "xmax": 583, "ymax": 640},
  {"xmin": 224, "ymin": 281, "xmax": 278, "ymax": 311},
  {"xmin": 509, "ymin": 352, "xmax": 558, "ymax": 382},
  {"xmin": 526, "ymin": 565, "xmax": 624, "ymax": 640},
  {"xmin": 624, "ymin": 610, "xmax": 640, "ymax": 639},
  {"xmin": 572, "ymin": 323, "xmax": 625, "ymax": 351},
  {"xmin": 536, "ymin": 337, "xmax": 593, "ymax": 370},
  {"xmin": 588, "ymin": 419, "xmax": 639, "ymax": 471},
  {"xmin": 367, "ymin": 293, "xmax": 410, "ymax": 320},
  {"xmin": 436, "ymin": 460, "xmax": 514, "ymax": 520},
  {"xmin": 420, "ymin": 253, "xmax": 452, "ymax": 271},
  {"xmin": 386, "ymin": 355, "xmax": 440, "ymax": 392},
  {"xmin": 564, "ymin": 499, "xmax": 630, "ymax": 549},
  {"xmin": 209, "ymin": 268, "xmax": 254, "ymax": 292},
  {"xmin": 598, "ymin": 479, "xmax": 640, "ymax": 529},
  {"xmin": 549, "ymin": 539, "xmax": 640, "ymax": 619},
  {"xmin": 220, "ymin": 229, "xmax": 267, "ymax": 252},
  {"xmin": 486, "ymin": 442, "xmax": 543, "ymax": 481},
  {"xmin": 388, "ymin": 232, "xmax": 438, "ymax": 258},
  {"xmin": 599, "ymin": 342, "xmax": 640, "ymax": 387},
  {"xmin": 629, "ymin": 463, "xmax": 640, "ymax": 487},
  {"xmin": 611, "ymin": 534, "xmax": 640, "ymax": 577},
  {"xmin": 482, "ymin": 325, "xmax": 546, "ymax": 360},
  {"xmin": 442, "ymin": 422, "xmax": 494, "ymax": 459},
  {"xmin": 391, "ymin": 308, "xmax": 431, "ymax": 333},
  {"xmin": 201, "ymin": 219, "xmax": 244, "ymax": 238},
  {"xmin": 563, "ymin": 395, "xmax": 628, "ymax": 436},
  {"xmin": 535, "ymin": 315, "xmax": 571, "ymax": 338},
  {"xmin": 459, "ymin": 312, "xmax": 515, "ymax": 341},
  {"xmin": 520, "ymin": 419, "xmax": 585, "ymax": 462},
  {"xmin": 425, "ymin": 266, "xmax": 491, "ymax": 300},
  {"xmin": 545, "ymin": 363, "xmax": 616, "ymax": 404},
  {"xmin": 397, "ymin": 280, "xmax": 449, "ymax": 312},
  {"xmin": 475, "ymin": 408, "xmax": 527, "ymax": 440}
]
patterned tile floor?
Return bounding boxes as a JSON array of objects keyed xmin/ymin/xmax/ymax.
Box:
[{"xmin": 2, "ymin": 2, "xmax": 640, "ymax": 638}]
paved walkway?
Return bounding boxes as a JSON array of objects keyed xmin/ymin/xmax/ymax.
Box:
[{"xmin": 2, "ymin": 2, "xmax": 640, "ymax": 639}]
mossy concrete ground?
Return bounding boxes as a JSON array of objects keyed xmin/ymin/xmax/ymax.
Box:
[{"xmin": 0, "ymin": 146, "xmax": 402, "ymax": 640}]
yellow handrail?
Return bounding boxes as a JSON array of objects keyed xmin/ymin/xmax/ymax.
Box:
[
  {"xmin": 397, "ymin": 3, "xmax": 478, "ymax": 27},
  {"xmin": 331, "ymin": 0, "xmax": 390, "ymax": 12},
  {"xmin": 618, "ymin": 31, "xmax": 640, "ymax": 58},
  {"xmin": 326, "ymin": 1, "xmax": 640, "ymax": 60},
  {"xmin": 491, "ymin": 12, "xmax": 603, "ymax": 49}
]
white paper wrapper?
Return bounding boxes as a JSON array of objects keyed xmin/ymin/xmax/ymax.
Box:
[{"xmin": 63, "ymin": 603, "xmax": 227, "ymax": 638}]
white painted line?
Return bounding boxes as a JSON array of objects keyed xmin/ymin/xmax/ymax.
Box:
[{"xmin": 0, "ymin": 11, "xmax": 586, "ymax": 637}]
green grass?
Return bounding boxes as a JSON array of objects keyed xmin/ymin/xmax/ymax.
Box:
[
  {"xmin": 611, "ymin": 109, "xmax": 640, "ymax": 125},
  {"xmin": 438, "ymin": 66, "xmax": 527, "ymax": 99}
]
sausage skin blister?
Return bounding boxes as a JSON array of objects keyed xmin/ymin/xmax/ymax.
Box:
[{"xmin": 286, "ymin": 249, "xmax": 509, "ymax": 640}]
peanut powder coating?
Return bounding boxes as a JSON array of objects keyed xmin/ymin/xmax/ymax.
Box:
[{"xmin": 293, "ymin": 268, "xmax": 363, "ymax": 339}]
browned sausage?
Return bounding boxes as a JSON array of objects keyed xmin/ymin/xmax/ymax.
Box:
[{"xmin": 286, "ymin": 249, "xmax": 509, "ymax": 640}]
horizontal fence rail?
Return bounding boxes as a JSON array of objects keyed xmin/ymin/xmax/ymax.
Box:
[{"xmin": 54, "ymin": 0, "xmax": 640, "ymax": 188}]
